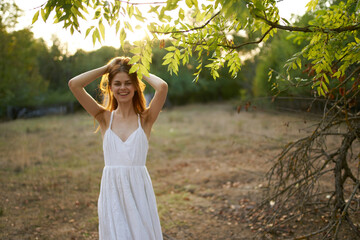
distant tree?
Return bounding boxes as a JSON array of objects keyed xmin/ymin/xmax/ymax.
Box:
[
  {"xmin": 0, "ymin": 0, "xmax": 21, "ymax": 31},
  {"xmin": 0, "ymin": 1, "xmax": 74, "ymax": 116},
  {"xmin": 0, "ymin": 1, "xmax": 50, "ymax": 116},
  {"xmin": 33, "ymin": 0, "xmax": 360, "ymax": 238},
  {"xmin": 0, "ymin": 28, "xmax": 50, "ymax": 111},
  {"xmin": 36, "ymin": 36, "xmax": 66, "ymax": 90}
]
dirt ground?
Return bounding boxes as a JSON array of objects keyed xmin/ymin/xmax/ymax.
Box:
[{"xmin": 0, "ymin": 103, "xmax": 357, "ymax": 239}]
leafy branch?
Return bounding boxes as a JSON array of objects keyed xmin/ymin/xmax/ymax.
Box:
[
  {"xmin": 255, "ymin": 14, "xmax": 360, "ymax": 33},
  {"xmin": 115, "ymin": 0, "xmax": 167, "ymax": 5}
]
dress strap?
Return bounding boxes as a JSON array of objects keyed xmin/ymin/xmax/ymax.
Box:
[
  {"xmin": 109, "ymin": 111, "xmax": 114, "ymax": 129},
  {"xmin": 137, "ymin": 114, "xmax": 141, "ymax": 128}
]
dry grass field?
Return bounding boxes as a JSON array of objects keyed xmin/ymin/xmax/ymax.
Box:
[{"xmin": 0, "ymin": 103, "xmax": 354, "ymax": 239}]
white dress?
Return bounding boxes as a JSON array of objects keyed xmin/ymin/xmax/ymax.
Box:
[{"xmin": 98, "ymin": 111, "xmax": 163, "ymax": 240}]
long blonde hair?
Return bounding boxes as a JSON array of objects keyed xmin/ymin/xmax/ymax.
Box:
[{"xmin": 99, "ymin": 57, "xmax": 146, "ymax": 114}]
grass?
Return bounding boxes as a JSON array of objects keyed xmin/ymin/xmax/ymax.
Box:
[{"xmin": 0, "ymin": 102, "xmax": 343, "ymax": 239}]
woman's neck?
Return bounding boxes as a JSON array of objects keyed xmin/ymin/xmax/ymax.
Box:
[{"xmin": 114, "ymin": 102, "xmax": 136, "ymax": 118}]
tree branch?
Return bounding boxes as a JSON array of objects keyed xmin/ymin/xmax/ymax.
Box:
[
  {"xmin": 335, "ymin": 65, "xmax": 360, "ymax": 90},
  {"xmin": 151, "ymin": 11, "xmax": 221, "ymax": 34},
  {"xmin": 255, "ymin": 14, "xmax": 360, "ymax": 33},
  {"xmin": 173, "ymin": 26, "xmax": 274, "ymax": 52},
  {"xmin": 223, "ymin": 27, "xmax": 274, "ymax": 49},
  {"xmin": 334, "ymin": 181, "xmax": 360, "ymax": 238},
  {"xmin": 294, "ymin": 222, "xmax": 335, "ymax": 240},
  {"xmin": 31, "ymin": 1, "xmax": 47, "ymax": 10},
  {"xmin": 345, "ymin": 215, "xmax": 360, "ymax": 238}
]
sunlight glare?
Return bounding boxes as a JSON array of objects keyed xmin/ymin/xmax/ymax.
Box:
[{"xmin": 14, "ymin": 0, "xmax": 151, "ymax": 54}]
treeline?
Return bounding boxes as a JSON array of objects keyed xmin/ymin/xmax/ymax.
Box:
[
  {"xmin": 0, "ymin": 31, "xmax": 247, "ymax": 117},
  {"xmin": 0, "ymin": 30, "xmax": 249, "ymax": 117},
  {"xmin": 0, "ymin": 1, "xmax": 313, "ymax": 118}
]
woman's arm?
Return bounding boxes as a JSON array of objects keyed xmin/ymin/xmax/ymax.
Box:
[
  {"xmin": 68, "ymin": 65, "xmax": 108, "ymax": 118},
  {"xmin": 142, "ymin": 73, "xmax": 168, "ymax": 125}
]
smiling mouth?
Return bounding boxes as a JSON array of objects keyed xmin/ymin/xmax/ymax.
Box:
[{"xmin": 118, "ymin": 92, "xmax": 130, "ymax": 96}]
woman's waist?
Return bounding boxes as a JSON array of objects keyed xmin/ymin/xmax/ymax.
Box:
[{"xmin": 103, "ymin": 164, "xmax": 146, "ymax": 168}]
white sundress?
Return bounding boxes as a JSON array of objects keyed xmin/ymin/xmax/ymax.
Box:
[{"xmin": 98, "ymin": 111, "xmax": 163, "ymax": 240}]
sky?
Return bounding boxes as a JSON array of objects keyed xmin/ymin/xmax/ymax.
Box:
[{"xmin": 14, "ymin": 0, "xmax": 308, "ymax": 54}]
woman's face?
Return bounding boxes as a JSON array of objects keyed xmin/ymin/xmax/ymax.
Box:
[{"xmin": 110, "ymin": 72, "xmax": 136, "ymax": 103}]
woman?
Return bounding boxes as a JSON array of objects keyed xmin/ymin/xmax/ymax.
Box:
[{"xmin": 68, "ymin": 57, "xmax": 168, "ymax": 240}]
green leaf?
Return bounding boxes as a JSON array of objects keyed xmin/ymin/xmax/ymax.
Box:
[
  {"xmin": 323, "ymin": 74, "xmax": 329, "ymax": 84},
  {"xmin": 145, "ymin": 43, "xmax": 152, "ymax": 57},
  {"xmin": 165, "ymin": 46, "xmax": 176, "ymax": 51},
  {"xmin": 120, "ymin": 28, "xmax": 126, "ymax": 48},
  {"xmin": 129, "ymin": 64, "xmax": 139, "ymax": 74},
  {"xmin": 205, "ymin": 62, "xmax": 213, "ymax": 68},
  {"xmin": 32, "ymin": 10, "xmax": 40, "ymax": 24},
  {"xmin": 130, "ymin": 47, "xmax": 141, "ymax": 55},
  {"xmin": 134, "ymin": 7, "xmax": 145, "ymax": 22},
  {"xmin": 85, "ymin": 26, "xmax": 94, "ymax": 38},
  {"xmin": 123, "ymin": 21, "xmax": 132, "ymax": 32},
  {"xmin": 175, "ymin": 49, "xmax": 180, "ymax": 58},
  {"xmin": 134, "ymin": 14, "xmax": 146, "ymax": 21},
  {"xmin": 70, "ymin": 6, "xmax": 78, "ymax": 16},
  {"xmin": 162, "ymin": 58, "xmax": 172, "ymax": 65},
  {"xmin": 321, "ymin": 81, "xmax": 329, "ymax": 92},
  {"xmin": 281, "ymin": 17, "xmax": 290, "ymax": 25},
  {"xmin": 99, "ymin": 21, "xmax": 105, "ymax": 40},
  {"xmin": 254, "ymin": 1, "xmax": 266, "ymax": 11},
  {"xmin": 148, "ymin": 6, "xmax": 160, "ymax": 14},
  {"xmin": 74, "ymin": 1, "xmax": 82, "ymax": 10},
  {"xmin": 185, "ymin": 0, "xmax": 193, "ymax": 8},
  {"xmin": 179, "ymin": 8, "xmax": 185, "ymax": 20},
  {"xmin": 305, "ymin": 0, "xmax": 319, "ymax": 11},
  {"xmin": 163, "ymin": 52, "xmax": 174, "ymax": 59},
  {"xmin": 139, "ymin": 64, "xmax": 149, "ymax": 77},
  {"xmin": 333, "ymin": 71, "xmax": 341, "ymax": 78},
  {"xmin": 141, "ymin": 56, "xmax": 150, "ymax": 70},
  {"xmin": 191, "ymin": 0, "xmax": 199, "ymax": 9},
  {"xmin": 115, "ymin": 20, "xmax": 120, "ymax": 33},
  {"xmin": 128, "ymin": 5, "xmax": 134, "ymax": 17},
  {"xmin": 92, "ymin": 28, "xmax": 100, "ymax": 45},
  {"xmin": 129, "ymin": 55, "xmax": 141, "ymax": 64},
  {"xmin": 41, "ymin": 8, "xmax": 47, "ymax": 22},
  {"xmin": 94, "ymin": 8, "xmax": 101, "ymax": 19}
]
